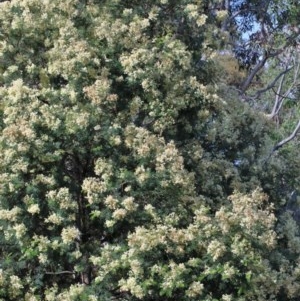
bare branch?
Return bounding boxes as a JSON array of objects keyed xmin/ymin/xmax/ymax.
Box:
[
  {"xmin": 240, "ymin": 35, "xmax": 299, "ymax": 96},
  {"xmin": 273, "ymin": 120, "xmax": 300, "ymax": 151},
  {"xmin": 267, "ymin": 71, "xmax": 286, "ymax": 118},
  {"xmin": 240, "ymin": 55, "xmax": 269, "ymax": 94},
  {"xmin": 252, "ymin": 66, "xmax": 293, "ymax": 100},
  {"xmin": 270, "ymin": 56, "xmax": 300, "ymax": 117},
  {"xmin": 282, "ymin": 57, "xmax": 300, "ymax": 101}
]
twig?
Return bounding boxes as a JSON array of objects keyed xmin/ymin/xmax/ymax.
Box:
[{"xmin": 45, "ymin": 271, "xmax": 75, "ymax": 275}]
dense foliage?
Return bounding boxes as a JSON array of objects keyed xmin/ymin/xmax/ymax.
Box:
[{"xmin": 0, "ymin": 0, "xmax": 299, "ymax": 300}]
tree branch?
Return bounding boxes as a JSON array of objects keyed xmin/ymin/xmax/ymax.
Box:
[
  {"xmin": 267, "ymin": 71, "xmax": 286, "ymax": 119},
  {"xmin": 273, "ymin": 120, "xmax": 300, "ymax": 151},
  {"xmin": 240, "ymin": 53, "xmax": 269, "ymax": 94},
  {"xmin": 252, "ymin": 66, "xmax": 293, "ymax": 100},
  {"xmin": 239, "ymin": 33, "xmax": 298, "ymax": 96},
  {"xmin": 270, "ymin": 57, "xmax": 300, "ymax": 118}
]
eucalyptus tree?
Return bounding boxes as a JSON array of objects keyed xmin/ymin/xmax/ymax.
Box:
[{"xmin": 211, "ymin": 0, "xmax": 300, "ymax": 155}]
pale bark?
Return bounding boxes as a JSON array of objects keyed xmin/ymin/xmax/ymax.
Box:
[{"xmin": 273, "ymin": 120, "xmax": 300, "ymax": 151}]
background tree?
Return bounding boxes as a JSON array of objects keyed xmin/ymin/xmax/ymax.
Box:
[{"xmin": 203, "ymin": 0, "xmax": 300, "ymax": 164}]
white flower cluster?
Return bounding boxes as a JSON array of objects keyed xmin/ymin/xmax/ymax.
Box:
[
  {"xmin": 9, "ymin": 275, "xmax": 23, "ymax": 298},
  {"xmin": 45, "ymin": 213, "xmax": 63, "ymax": 225},
  {"xmin": 13, "ymin": 223, "xmax": 27, "ymax": 239},
  {"xmin": 0, "ymin": 206, "xmax": 21, "ymax": 221},
  {"xmin": 61, "ymin": 226, "xmax": 81, "ymax": 244},
  {"xmin": 186, "ymin": 281, "xmax": 204, "ymax": 297},
  {"xmin": 184, "ymin": 4, "xmax": 207, "ymax": 27},
  {"xmin": 27, "ymin": 204, "xmax": 40, "ymax": 215},
  {"xmin": 47, "ymin": 188, "xmax": 77, "ymax": 210},
  {"xmin": 119, "ymin": 277, "xmax": 145, "ymax": 299}
]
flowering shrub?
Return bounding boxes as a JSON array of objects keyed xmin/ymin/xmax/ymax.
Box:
[{"xmin": 0, "ymin": 0, "xmax": 299, "ymax": 300}]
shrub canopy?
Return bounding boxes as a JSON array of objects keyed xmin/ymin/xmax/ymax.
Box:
[{"xmin": 0, "ymin": 0, "xmax": 299, "ymax": 300}]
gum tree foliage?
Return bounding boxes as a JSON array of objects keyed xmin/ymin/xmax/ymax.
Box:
[
  {"xmin": 0, "ymin": 0, "xmax": 299, "ymax": 300},
  {"xmin": 214, "ymin": 0, "xmax": 300, "ymax": 200},
  {"xmin": 216, "ymin": 0, "xmax": 300, "ymax": 152}
]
